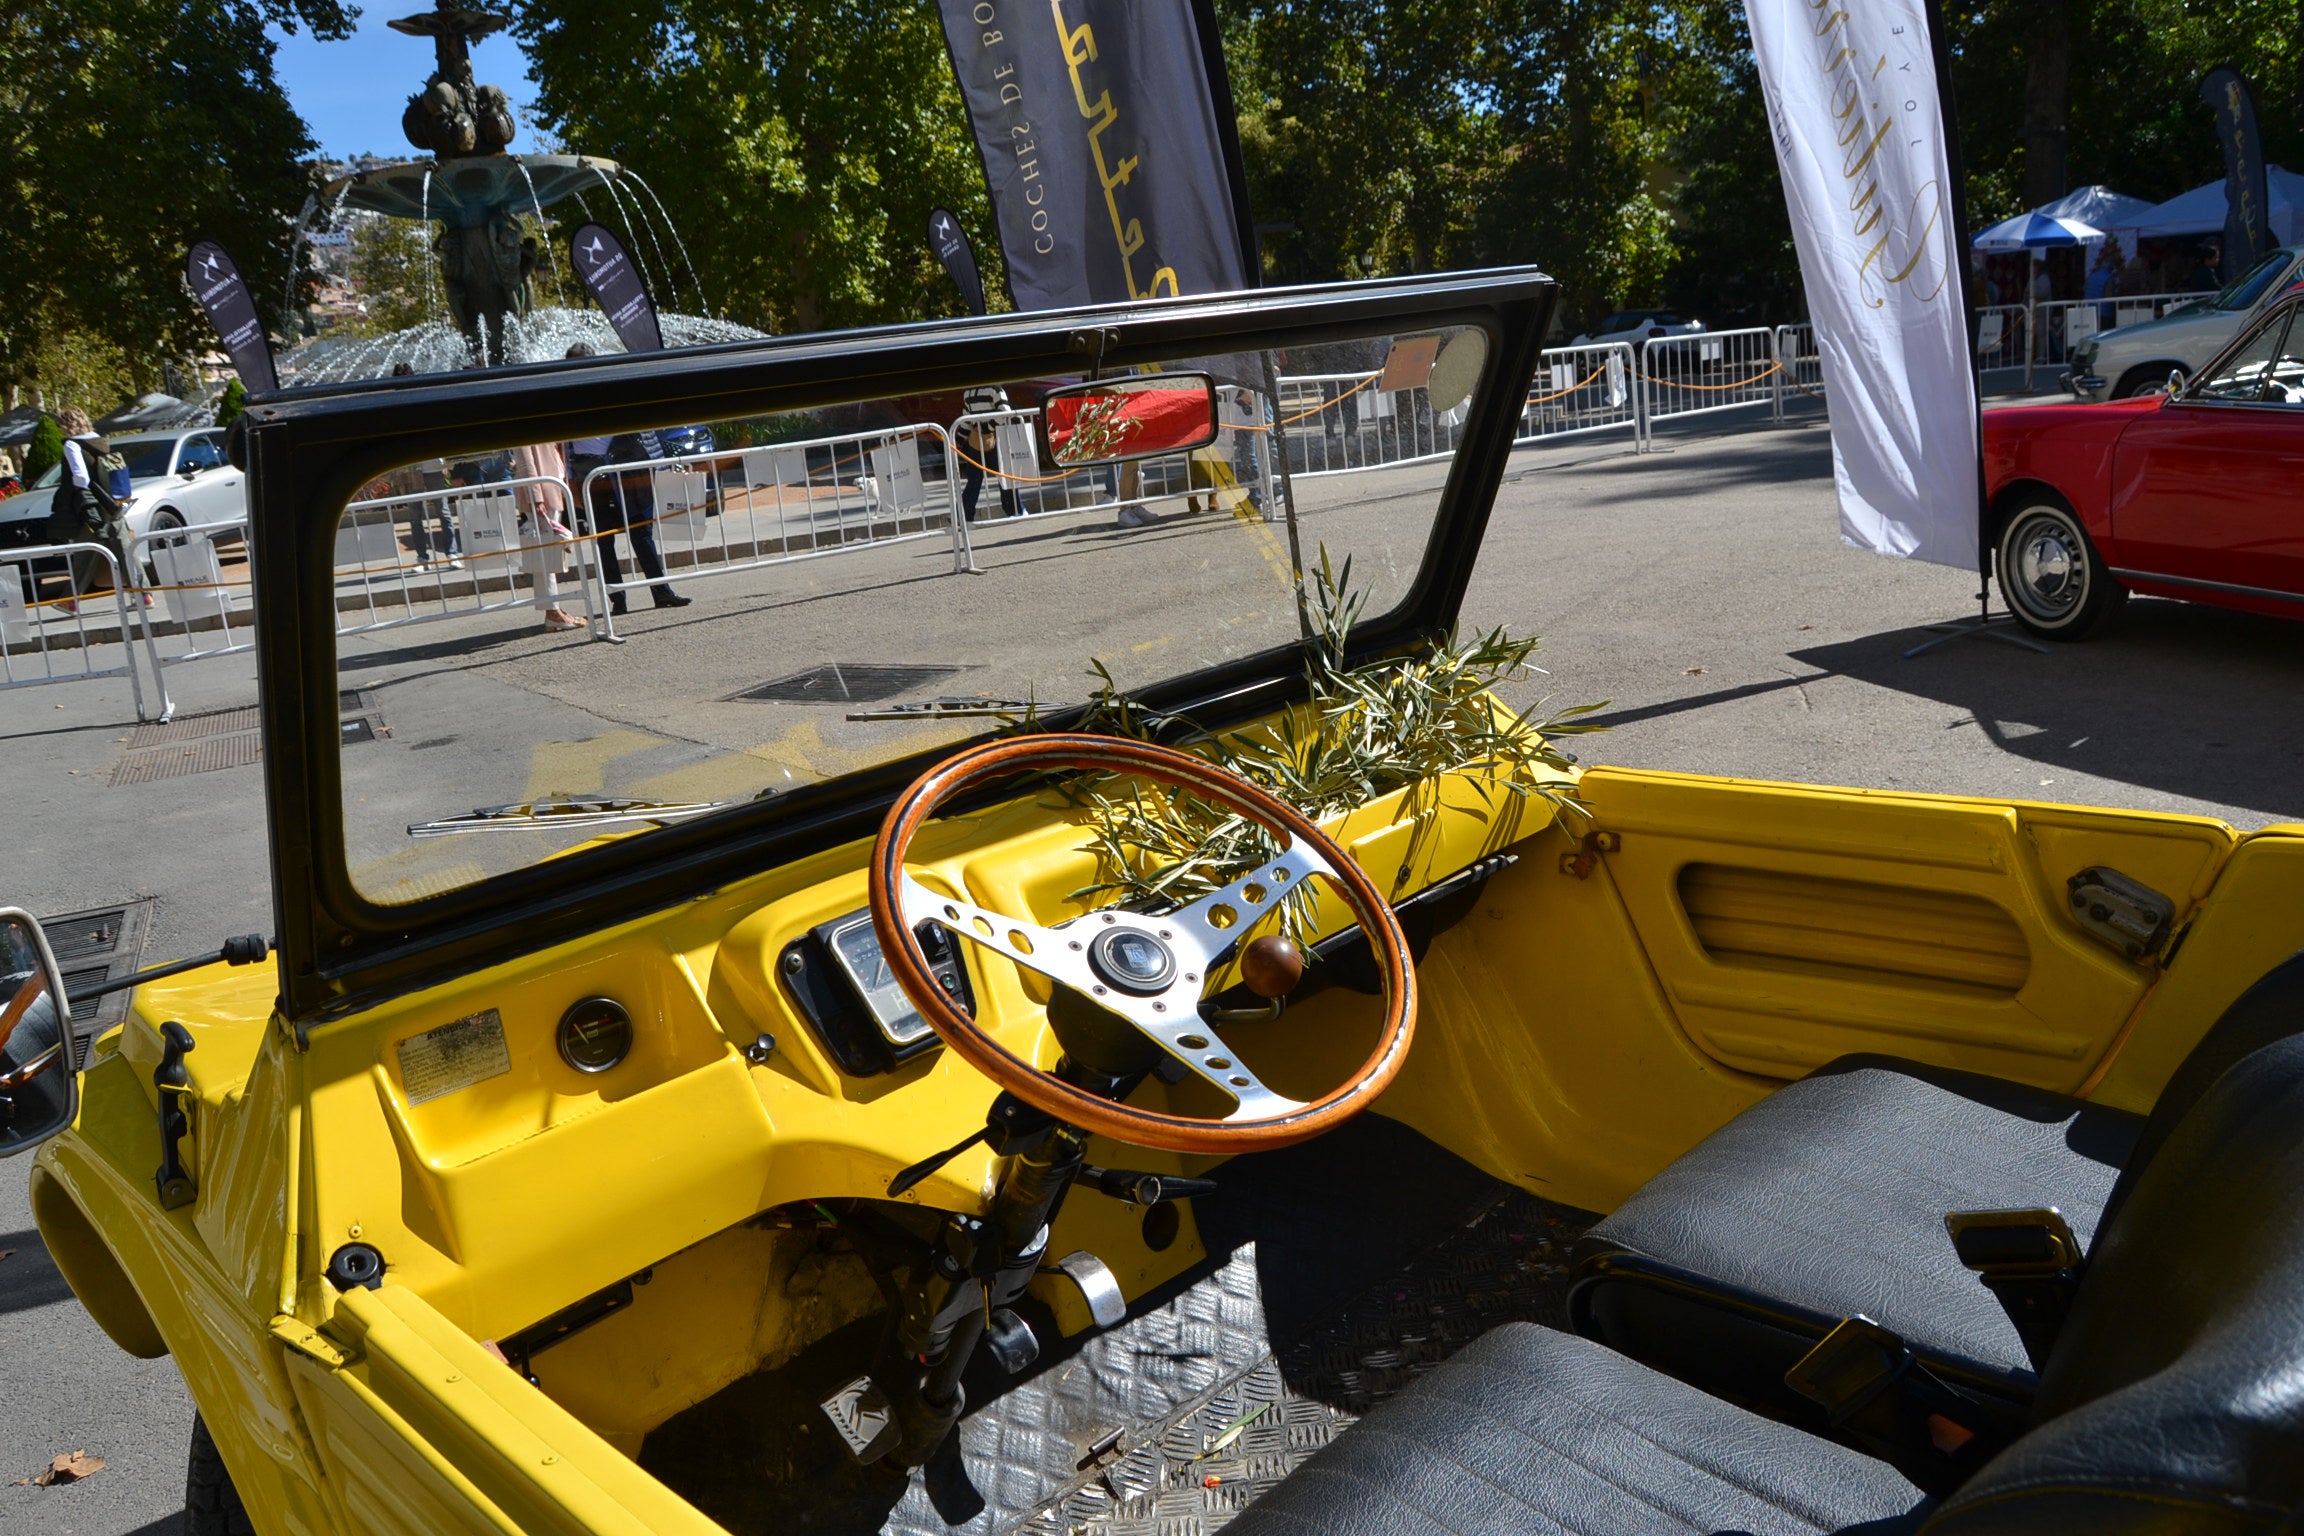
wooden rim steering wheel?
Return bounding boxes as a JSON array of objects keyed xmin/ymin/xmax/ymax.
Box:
[{"xmin": 868, "ymin": 734, "xmax": 1417, "ymax": 1153}]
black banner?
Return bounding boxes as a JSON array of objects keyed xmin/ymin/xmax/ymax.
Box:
[
  {"xmin": 928, "ymin": 206, "xmax": 988, "ymax": 316},
  {"xmin": 935, "ymin": 0, "xmax": 1253, "ymax": 311},
  {"xmin": 570, "ymin": 223, "xmax": 664, "ymax": 353},
  {"xmin": 2200, "ymin": 66, "xmax": 2270, "ymax": 278},
  {"xmin": 185, "ymin": 241, "xmax": 277, "ymax": 395}
]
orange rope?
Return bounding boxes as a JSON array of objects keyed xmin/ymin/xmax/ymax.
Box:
[
  {"xmin": 1638, "ymin": 361, "xmax": 1784, "ymax": 392},
  {"xmin": 1523, "ymin": 364, "xmax": 1612, "ymax": 406}
]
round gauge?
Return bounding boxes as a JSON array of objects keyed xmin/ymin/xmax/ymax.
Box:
[{"xmin": 557, "ymin": 997, "xmax": 634, "ymax": 1074}]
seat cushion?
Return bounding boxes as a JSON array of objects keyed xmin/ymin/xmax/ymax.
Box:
[
  {"xmin": 1571, "ymin": 1056, "xmax": 2142, "ymax": 1406},
  {"xmin": 1226, "ymin": 1323, "xmax": 1927, "ymax": 1536}
]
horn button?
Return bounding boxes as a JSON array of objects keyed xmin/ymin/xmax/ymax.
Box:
[{"xmin": 1087, "ymin": 926, "xmax": 1178, "ymax": 996}]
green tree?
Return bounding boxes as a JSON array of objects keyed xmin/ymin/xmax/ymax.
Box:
[
  {"xmin": 346, "ymin": 215, "xmax": 443, "ymax": 335},
  {"xmin": 23, "ymin": 416, "xmax": 64, "ymax": 485},
  {"xmin": 513, "ymin": 0, "xmax": 1001, "ymax": 333},
  {"xmin": 0, "ymin": 0, "xmax": 354, "ymax": 404},
  {"xmin": 215, "ymin": 377, "xmax": 248, "ymax": 428}
]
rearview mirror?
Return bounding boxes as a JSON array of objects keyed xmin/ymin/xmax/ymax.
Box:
[
  {"xmin": 0, "ymin": 909, "xmax": 77, "ymax": 1157},
  {"xmin": 1039, "ymin": 374, "xmax": 1220, "ymax": 468}
]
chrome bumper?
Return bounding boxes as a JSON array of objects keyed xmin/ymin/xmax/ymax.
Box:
[{"xmin": 2062, "ymin": 371, "xmax": 2106, "ymax": 399}]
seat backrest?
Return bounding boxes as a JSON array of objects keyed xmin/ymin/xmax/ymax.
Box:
[
  {"xmin": 2098, "ymin": 947, "xmax": 2304, "ymax": 1233},
  {"xmin": 1925, "ymin": 1033, "xmax": 2304, "ymax": 1531}
]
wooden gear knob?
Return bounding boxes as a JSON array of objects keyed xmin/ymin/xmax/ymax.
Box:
[{"xmin": 1239, "ymin": 934, "xmax": 1306, "ymax": 999}]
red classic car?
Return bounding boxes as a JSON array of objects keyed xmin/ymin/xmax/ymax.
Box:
[{"xmin": 1985, "ymin": 285, "xmax": 2304, "ymax": 638}]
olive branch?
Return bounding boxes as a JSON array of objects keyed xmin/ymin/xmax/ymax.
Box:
[{"xmin": 1020, "ymin": 549, "xmax": 1606, "ymax": 947}]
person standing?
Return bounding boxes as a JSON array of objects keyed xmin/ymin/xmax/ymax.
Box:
[
  {"xmin": 559, "ymin": 342, "xmax": 686, "ymax": 616},
  {"xmin": 956, "ymin": 384, "xmax": 1019, "ymax": 522},
  {"xmin": 46, "ymin": 408, "xmax": 142, "ymax": 613},
  {"xmin": 509, "ymin": 439, "xmax": 583, "ymax": 631}
]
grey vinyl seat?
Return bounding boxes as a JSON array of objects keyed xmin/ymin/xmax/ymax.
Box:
[
  {"xmin": 1226, "ymin": 1031, "xmax": 2304, "ymax": 1536},
  {"xmin": 1567, "ymin": 950, "xmax": 2304, "ymax": 1421}
]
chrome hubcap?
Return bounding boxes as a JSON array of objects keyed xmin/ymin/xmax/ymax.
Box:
[{"xmin": 2010, "ymin": 515, "xmax": 2084, "ymax": 616}]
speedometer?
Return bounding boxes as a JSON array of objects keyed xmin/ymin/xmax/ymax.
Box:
[{"xmin": 823, "ymin": 913, "xmax": 935, "ymax": 1046}]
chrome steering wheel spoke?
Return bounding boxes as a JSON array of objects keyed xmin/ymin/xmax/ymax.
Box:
[
  {"xmin": 896, "ymin": 870, "xmax": 1305, "ymax": 1118},
  {"xmin": 1162, "ymin": 842, "xmax": 1337, "ymax": 962}
]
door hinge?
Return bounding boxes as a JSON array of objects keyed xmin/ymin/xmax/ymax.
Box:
[
  {"xmin": 1559, "ymin": 829, "xmax": 1620, "ymax": 880},
  {"xmin": 2065, "ymin": 867, "xmax": 2175, "ymax": 963}
]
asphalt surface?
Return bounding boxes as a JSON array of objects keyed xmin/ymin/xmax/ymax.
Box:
[{"xmin": 3, "ymin": 403, "xmax": 2299, "ymax": 1533}]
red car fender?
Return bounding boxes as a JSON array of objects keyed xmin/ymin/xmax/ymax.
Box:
[{"xmin": 1981, "ymin": 397, "xmax": 2159, "ymax": 560}]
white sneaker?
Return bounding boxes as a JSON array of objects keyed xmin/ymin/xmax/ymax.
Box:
[
  {"xmin": 445, "ymin": 558, "xmax": 465, "ymax": 571},
  {"xmin": 1115, "ymin": 505, "xmax": 1157, "ymax": 529}
]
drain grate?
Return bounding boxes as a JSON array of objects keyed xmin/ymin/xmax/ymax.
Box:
[
  {"xmin": 38, "ymin": 902, "xmax": 152, "ymax": 1040},
  {"xmin": 126, "ymin": 706, "xmax": 260, "ymax": 749},
  {"xmin": 731, "ymin": 663, "xmax": 963, "ymax": 705},
  {"xmin": 113, "ymin": 698, "xmax": 385, "ymax": 785},
  {"xmin": 112, "ymin": 733, "xmax": 265, "ymax": 785}
]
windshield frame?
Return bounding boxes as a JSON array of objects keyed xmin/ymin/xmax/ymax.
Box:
[{"xmin": 242, "ymin": 270, "xmax": 1558, "ymax": 1029}]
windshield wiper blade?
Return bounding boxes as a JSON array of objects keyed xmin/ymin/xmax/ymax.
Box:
[
  {"xmin": 845, "ymin": 697, "xmax": 1048, "ymax": 722},
  {"xmin": 407, "ymin": 796, "xmax": 728, "ymax": 839}
]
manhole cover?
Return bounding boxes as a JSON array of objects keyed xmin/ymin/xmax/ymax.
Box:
[{"xmin": 732, "ymin": 663, "xmax": 963, "ymax": 704}]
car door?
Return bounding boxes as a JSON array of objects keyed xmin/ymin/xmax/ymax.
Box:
[
  {"xmin": 2109, "ymin": 298, "xmax": 2304, "ymax": 599},
  {"xmin": 173, "ymin": 431, "xmax": 245, "ymax": 526}
]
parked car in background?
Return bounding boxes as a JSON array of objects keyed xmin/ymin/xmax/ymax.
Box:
[
  {"xmin": 2064, "ymin": 246, "xmax": 2304, "ymax": 401},
  {"xmin": 1571, "ymin": 310, "xmax": 1705, "ymax": 347},
  {"xmin": 1988, "ymin": 284, "xmax": 2304, "ymax": 637},
  {"xmin": 658, "ymin": 423, "xmax": 718, "ymax": 458},
  {"xmin": 0, "ymin": 427, "xmax": 245, "ymax": 555}
]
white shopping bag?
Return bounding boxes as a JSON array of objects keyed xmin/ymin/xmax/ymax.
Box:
[
  {"xmin": 456, "ymin": 494, "xmax": 518, "ymax": 567},
  {"xmin": 1606, "ymin": 350, "xmax": 1628, "ymax": 408},
  {"xmin": 866, "ymin": 437, "xmax": 926, "ymax": 515},
  {"xmin": 995, "ymin": 420, "xmax": 1039, "ymax": 487},
  {"xmin": 150, "ymin": 534, "xmax": 229, "ymax": 631},
  {"xmin": 333, "ymin": 508, "xmax": 406, "ymax": 570},
  {"xmin": 0, "ymin": 563, "xmax": 30, "ymax": 645}
]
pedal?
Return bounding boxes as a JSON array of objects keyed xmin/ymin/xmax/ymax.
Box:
[
  {"xmin": 820, "ymin": 1373, "xmax": 902, "ymax": 1463},
  {"xmin": 1052, "ymin": 1250, "xmax": 1128, "ymax": 1328},
  {"xmin": 983, "ymin": 1307, "xmax": 1041, "ymax": 1374}
]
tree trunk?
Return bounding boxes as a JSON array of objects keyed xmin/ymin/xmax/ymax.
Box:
[{"xmin": 2020, "ymin": 0, "xmax": 2071, "ymax": 207}]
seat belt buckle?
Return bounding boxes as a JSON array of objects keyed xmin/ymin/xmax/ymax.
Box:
[
  {"xmin": 1945, "ymin": 1208, "xmax": 2082, "ymax": 1372},
  {"xmin": 1783, "ymin": 1315, "xmax": 1912, "ymax": 1425},
  {"xmin": 1944, "ymin": 1207, "xmax": 2082, "ymax": 1275}
]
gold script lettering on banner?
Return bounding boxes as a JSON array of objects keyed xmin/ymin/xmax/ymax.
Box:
[
  {"xmin": 1053, "ymin": 1, "xmax": 1180, "ymax": 300},
  {"xmin": 1809, "ymin": 2, "xmax": 1947, "ymax": 308}
]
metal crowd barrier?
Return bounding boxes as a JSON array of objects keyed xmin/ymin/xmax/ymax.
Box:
[
  {"xmin": 578, "ymin": 423, "xmax": 965, "ymax": 635},
  {"xmin": 1276, "ymin": 373, "xmax": 1469, "ymax": 478},
  {"xmin": 2032, "ymin": 290, "xmax": 2212, "ymax": 382},
  {"xmin": 1516, "ymin": 342, "xmax": 1641, "ymax": 448},
  {"xmin": 0, "ymin": 540, "xmax": 157, "ymax": 720},
  {"xmin": 1638, "ymin": 328, "xmax": 1786, "ymax": 445},
  {"xmin": 126, "ymin": 517, "xmax": 257, "ymax": 720},
  {"xmin": 1772, "ymin": 324, "xmax": 1827, "ymax": 409},
  {"xmin": 334, "ymin": 475, "xmax": 602, "ymax": 638},
  {"xmin": 1975, "ymin": 304, "xmax": 2031, "ymax": 376},
  {"xmin": 948, "ymin": 388, "xmax": 1274, "ymax": 527}
]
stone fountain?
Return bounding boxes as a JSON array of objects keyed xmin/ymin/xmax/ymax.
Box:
[{"xmin": 280, "ymin": 0, "xmax": 759, "ymax": 383}]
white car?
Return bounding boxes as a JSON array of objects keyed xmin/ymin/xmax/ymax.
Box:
[
  {"xmin": 2064, "ymin": 247, "xmax": 2304, "ymax": 400},
  {"xmin": 0, "ymin": 427, "xmax": 245, "ymax": 556},
  {"xmin": 1571, "ymin": 309, "xmax": 1706, "ymax": 347}
]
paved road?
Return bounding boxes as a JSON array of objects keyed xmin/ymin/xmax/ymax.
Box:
[{"xmin": 3, "ymin": 412, "xmax": 2298, "ymax": 1533}]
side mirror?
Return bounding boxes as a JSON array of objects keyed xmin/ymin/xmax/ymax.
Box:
[
  {"xmin": 1039, "ymin": 374, "xmax": 1220, "ymax": 469},
  {"xmin": 0, "ymin": 908, "xmax": 76, "ymax": 1157},
  {"xmin": 2166, "ymin": 370, "xmax": 2187, "ymax": 397}
]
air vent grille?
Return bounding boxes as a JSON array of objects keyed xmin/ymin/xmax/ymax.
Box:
[{"xmin": 1678, "ymin": 863, "xmax": 2029, "ymax": 997}]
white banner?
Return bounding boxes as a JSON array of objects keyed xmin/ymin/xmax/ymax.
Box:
[{"xmin": 1746, "ymin": 0, "xmax": 1976, "ymax": 568}]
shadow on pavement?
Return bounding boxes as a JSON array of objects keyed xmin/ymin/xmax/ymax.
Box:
[
  {"xmin": 0, "ymin": 1227, "xmax": 76, "ymax": 1315},
  {"xmin": 1792, "ymin": 596, "xmax": 2304, "ymax": 821}
]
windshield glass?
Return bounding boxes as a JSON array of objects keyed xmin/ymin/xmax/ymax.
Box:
[
  {"xmin": 2213, "ymin": 251, "xmax": 2297, "ymax": 311},
  {"xmin": 334, "ymin": 324, "xmax": 1493, "ymax": 904},
  {"xmin": 118, "ymin": 439, "xmax": 176, "ymax": 479}
]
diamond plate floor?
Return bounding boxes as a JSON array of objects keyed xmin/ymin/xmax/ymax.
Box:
[{"xmin": 643, "ymin": 1117, "xmax": 1589, "ymax": 1536}]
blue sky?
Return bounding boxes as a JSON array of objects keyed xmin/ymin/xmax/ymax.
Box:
[{"xmin": 269, "ymin": 11, "xmax": 543, "ymax": 161}]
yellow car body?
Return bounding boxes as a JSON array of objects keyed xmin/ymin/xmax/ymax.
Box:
[{"xmin": 24, "ymin": 270, "xmax": 2304, "ymax": 1533}]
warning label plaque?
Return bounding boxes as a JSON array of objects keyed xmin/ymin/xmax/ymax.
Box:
[{"xmin": 397, "ymin": 1009, "xmax": 511, "ymax": 1105}]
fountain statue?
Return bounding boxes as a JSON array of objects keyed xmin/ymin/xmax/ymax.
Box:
[{"xmin": 279, "ymin": 0, "xmax": 760, "ymax": 383}]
